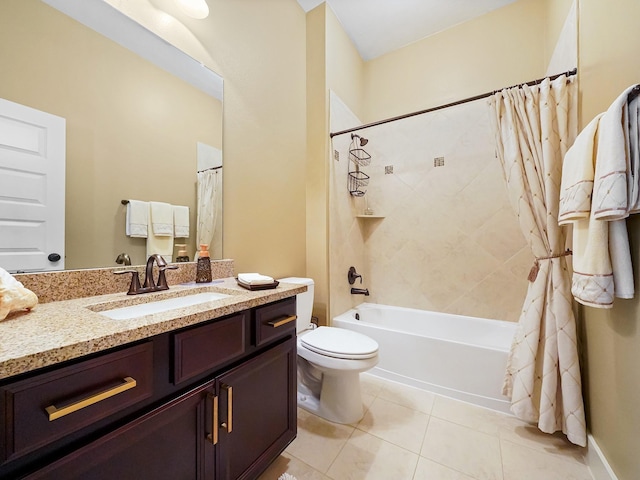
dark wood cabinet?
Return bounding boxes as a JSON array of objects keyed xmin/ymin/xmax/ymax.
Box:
[
  {"xmin": 0, "ymin": 297, "xmax": 297, "ymax": 480},
  {"xmin": 216, "ymin": 339, "xmax": 296, "ymax": 480}
]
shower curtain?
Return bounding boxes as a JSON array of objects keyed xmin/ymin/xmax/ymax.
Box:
[
  {"xmin": 489, "ymin": 75, "xmax": 586, "ymax": 447},
  {"xmin": 196, "ymin": 169, "xmax": 222, "ymax": 254}
]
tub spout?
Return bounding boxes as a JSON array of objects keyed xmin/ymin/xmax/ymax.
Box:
[{"xmin": 351, "ymin": 287, "xmax": 369, "ymax": 296}]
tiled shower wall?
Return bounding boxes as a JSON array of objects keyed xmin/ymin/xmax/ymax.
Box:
[{"xmin": 329, "ymin": 91, "xmax": 532, "ymax": 322}]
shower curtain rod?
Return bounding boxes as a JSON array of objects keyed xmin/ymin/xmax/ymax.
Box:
[{"xmin": 329, "ymin": 68, "xmax": 577, "ymax": 138}]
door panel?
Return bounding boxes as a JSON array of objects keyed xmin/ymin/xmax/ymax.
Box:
[
  {"xmin": 0, "ymin": 98, "xmax": 65, "ymax": 272},
  {"xmin": 217, "ymin": 339, "xmax": 296, "ymax": 480}
]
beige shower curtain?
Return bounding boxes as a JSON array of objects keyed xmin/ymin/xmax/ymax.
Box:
[
  {"xmin": 196, "ymin": 169, "xmax": 222, "ymax": 254},
  {"xmin": 489, "ymin": 75, "xmax": 586, "ymax": 447}
]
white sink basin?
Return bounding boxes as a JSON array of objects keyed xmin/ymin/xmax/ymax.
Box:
[{"xmin": 98, "ymin": 292, "xmax": 231, "ymax": 320}]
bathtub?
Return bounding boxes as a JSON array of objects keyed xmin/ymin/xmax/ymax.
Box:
[{"xmin": 332, "ymin": 303, "xmax": 518, "ymax": 413}]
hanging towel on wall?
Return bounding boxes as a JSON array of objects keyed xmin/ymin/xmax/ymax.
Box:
[
  {"xmin": 173, "ymin": 205, "xmax": 190, "ymax": 238},
  {"xmin": 147, "ymin": 202, "xmax": 174, "ymax": 262},
  {"xmin": 559, "ymin": 85, "xmax": 640, "ymax": 307},
  {"xmin": 149, "ymin": 202, "xmax": 174, "ymax": 236},
  {"xmin": 125, "ymin": 200, "xmax": 148, "ymax": 238}
]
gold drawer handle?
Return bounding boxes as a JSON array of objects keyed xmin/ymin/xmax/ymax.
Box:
[
  {"xmin": 45, "ymin": 376, "xmax": 137, "ymax": 421},
  {"xmin": 268, "ymin": 315, "xmax": 297, "ymax": 328}
]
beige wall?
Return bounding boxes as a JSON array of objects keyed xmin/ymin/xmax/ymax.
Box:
[
  {"xmin": 578, "ymin": 0, "xmax": 640, "ymax": 477},
  {"xmin": 0, "ymin": 0, "xmax": 221, "ymax": 269},
  {"xmin": 543, "ymin": 0, "xmax": 575, "ymax": 66},
  {"xmin": 363, "ymin": 0, "xmax": 547, "ymax": 123},
  {"xmin": 325, "ymin": 6, "xmax": 366, "ymax": 122},
  {"xmin": 306, "ymin": 5, "xmax": 329, "ymax": 323}
]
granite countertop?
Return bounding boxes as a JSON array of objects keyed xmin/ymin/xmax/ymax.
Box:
[{"xmin": 0, "ymin": 277, "xmax": 306, "ymax": 380}]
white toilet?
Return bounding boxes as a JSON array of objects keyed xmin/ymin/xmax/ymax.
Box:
[{"xmin": 279, "ymin": 277, "xmax": 379, "ymax": 424}]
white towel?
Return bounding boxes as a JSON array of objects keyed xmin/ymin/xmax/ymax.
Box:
[
  {"xmin": 559, "ymin": 115, "xmax": 601, "ymax": 224},
  {"xmin": 593, "ymin": 86, "xmax": 637, "ymax": 220},
  {"xmin": 628, "ymin": 94, "xmax": 640, "ymax": 212},
  {"xmin": 173, "ymin": 205, "xmax": 190, "ymax": 238},
  {"xmin": 150, "ymin": 201, "xmax": 174, "ymax": 236},
  {"xmin": 125, "ymin": 200, "xmax": 148, "ymax": 238},
  {"xmin": 147, "ymin": 202, "xmax": 174, "ymax": 262},
  {"xmin": 559, "ymin": 85, "xmax": 640, "ymax": 307},
  {"xmin": 560, "ymin": 114, "xmax": 615, "ymax": 307},
  {"xmin": 237, "ymin": 273, "xmax": 274, "ymax": 286}
]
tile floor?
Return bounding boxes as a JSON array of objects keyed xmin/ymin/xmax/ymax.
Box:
[{"xmin": 259, "ymin": 374, "xmax": 594, "ymax": 480}]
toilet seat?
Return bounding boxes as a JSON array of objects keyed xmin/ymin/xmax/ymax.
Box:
[{"xmin": 300, "ymin": 326, "xmax": 378, "ymax": 360}]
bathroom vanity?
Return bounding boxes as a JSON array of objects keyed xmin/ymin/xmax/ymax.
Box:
[{"xmin": 0, "ymin": 278, "xmax": 304, "ymax": 479}]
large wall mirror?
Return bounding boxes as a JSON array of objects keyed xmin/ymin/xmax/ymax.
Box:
[{"xmin": 0, "ymin": 0, "xmax": 223, "ymax": 271}]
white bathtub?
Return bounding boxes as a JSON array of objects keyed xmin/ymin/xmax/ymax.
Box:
[{"xmin": 332, "ymin": 303, "xmax": 518, "ymax": 413}]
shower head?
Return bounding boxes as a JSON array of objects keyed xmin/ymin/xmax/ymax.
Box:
[{"xmin": 351, "ymin": 133, "xmax": 368, "ymax": 146}]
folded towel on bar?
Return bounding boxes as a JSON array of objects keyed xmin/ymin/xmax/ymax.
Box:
[
  {"xmin": 173, "ymin": 205, "xmax": 190, "ymax": 238},
  {"xmin": 237, "ymin": 273, "xmax": 275, "ymax": 286},
  {"xmin": 125, "ymin": 200, "xmax": 148, "ymax": 238},
  {"xmin": 149, "ymin": 201, "xmax": 174, "ymax": 236}
]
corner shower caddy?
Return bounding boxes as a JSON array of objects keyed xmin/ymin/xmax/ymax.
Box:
[{"xmin": 348, "ymin": 135, "xmax": 371, "ymax": 197}]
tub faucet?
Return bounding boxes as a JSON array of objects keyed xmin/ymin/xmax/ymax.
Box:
[{"xmin": 351, "ymin": 287, "xmax": 370, "ymax": 296}]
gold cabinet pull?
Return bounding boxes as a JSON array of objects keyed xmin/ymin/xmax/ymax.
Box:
[
  {"xmin": 45, "ymin": 376, "xmax": 137, "ymax": 421},
  {"xmin": 268, "ymin": 315, "xmax": 297, "ymax": 328},
  {"xmin": 221, "ymin": 384, "xmax": 233, "ymax": 433},
  {"xmin": 207, "ymin": 394, "xmax": 219, "ymax": 445}
]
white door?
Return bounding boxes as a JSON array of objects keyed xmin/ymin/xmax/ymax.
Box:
[{"xmin": 0, "ymin": 98, "xmax": 66, "ymax": 273}]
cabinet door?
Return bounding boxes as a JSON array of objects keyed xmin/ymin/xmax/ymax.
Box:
[
  {"xmin": 217, "ymin": 338, "xmax": 296, "ymax": 480},
  {"xmin": 25, "ymin": 382, "xmax": 217, "ymax": 480}
]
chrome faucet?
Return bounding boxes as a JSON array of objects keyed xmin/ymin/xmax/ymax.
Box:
[
  {"xmin": 114, "ymin": 254, "xmax": 178, "ymax": 295},
  {"xmin": 350, "ymin": 287, "xmax": 370, "ymax": 296}
]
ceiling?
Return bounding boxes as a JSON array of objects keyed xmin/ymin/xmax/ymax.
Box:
[{"xmin": 296, "ymin": 0, "xmax": 518, "ymax": 60}]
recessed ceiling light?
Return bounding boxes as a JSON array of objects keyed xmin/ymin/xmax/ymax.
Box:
[{"xmin": 175, "ymin": 0, "xmax": 209, "ymax": 19}]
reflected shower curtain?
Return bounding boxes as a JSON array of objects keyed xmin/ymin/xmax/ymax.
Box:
[
  {"xmin": 489, "ymin": 75, "xmax": 586, "ymax": 446},
  {"xmin": 196, "ymin": 169, "xmax": 221, "ymax": 254}
]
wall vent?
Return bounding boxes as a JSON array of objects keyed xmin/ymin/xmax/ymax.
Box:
[{"xmin": 434, "ymin": 156, "xmax": 445, "ymax": 167}]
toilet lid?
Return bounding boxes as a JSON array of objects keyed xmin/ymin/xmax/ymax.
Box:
[{"xmin": 300, "ymin": 327, "xmax": 378, "ymax": 359}]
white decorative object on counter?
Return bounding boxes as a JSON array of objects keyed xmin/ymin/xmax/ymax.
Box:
[{"xmin": 0, "ymin": 267, "xmax": 38, "ymax": 320}]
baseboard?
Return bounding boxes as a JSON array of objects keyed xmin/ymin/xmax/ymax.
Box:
[{"xmin": 587, "ymin": 434, "xmax": 619, "ymax": 480}]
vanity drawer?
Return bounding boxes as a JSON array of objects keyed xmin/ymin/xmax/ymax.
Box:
[
  {"xmin": 173, "ymin": 312, "xmax": 247, "ymax": 385},
  {"xmin": 254, "ymin": 297, "xmax": 297, "ymax": 347},
  {"xmin": 0, "ymin": 342, "xmax": 153, "ymax": 463}
]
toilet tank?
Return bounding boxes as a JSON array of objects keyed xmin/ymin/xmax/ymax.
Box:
[{"xmin": 278, "ymin": 277, "xmax": 314, "ymax": 332}]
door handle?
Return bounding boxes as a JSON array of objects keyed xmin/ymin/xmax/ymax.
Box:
[
  {"xmin": 207, "ymin": 394, "xmax": 219, "ymax": 445},
  {"xmin": 221, "ymin": 384, "xmax": 233, "ymax": 433}
]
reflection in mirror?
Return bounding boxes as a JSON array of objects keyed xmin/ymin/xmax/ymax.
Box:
[{"xmin": 0, "ymin": 0, "xmax": 223, "ymax": 271}]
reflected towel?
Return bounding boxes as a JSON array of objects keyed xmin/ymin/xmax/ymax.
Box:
[
  {"xmin": 173, "ymin": 205, "xmax": 190, "ymax": 238},
  {"xmin": 150, "ymin": 202, "xmax": 173, "ymax": 236},
  {"xmin": 147, "ymin": 201, "xmax": 174, "ymax": 261},
  {"xmin": 125, "ymin": 200, "xmax": 148, "ymax": 238}
]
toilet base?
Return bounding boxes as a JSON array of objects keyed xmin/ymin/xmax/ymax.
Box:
[{"xmin": 297, "ymin": 371, "xmax": 364, "ymax": 424}]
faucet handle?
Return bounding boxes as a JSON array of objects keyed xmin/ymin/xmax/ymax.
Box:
[
  {"xmin": 348, "ymin": 266, "xmax": 363, "ymax": 285},
  {"xmin": 114, "ymin": 269, "xmax": 142, "ymax": 295},
  {"xmin": 157, "ymin": 264, "xmax": 179, "ymax": 290}
]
